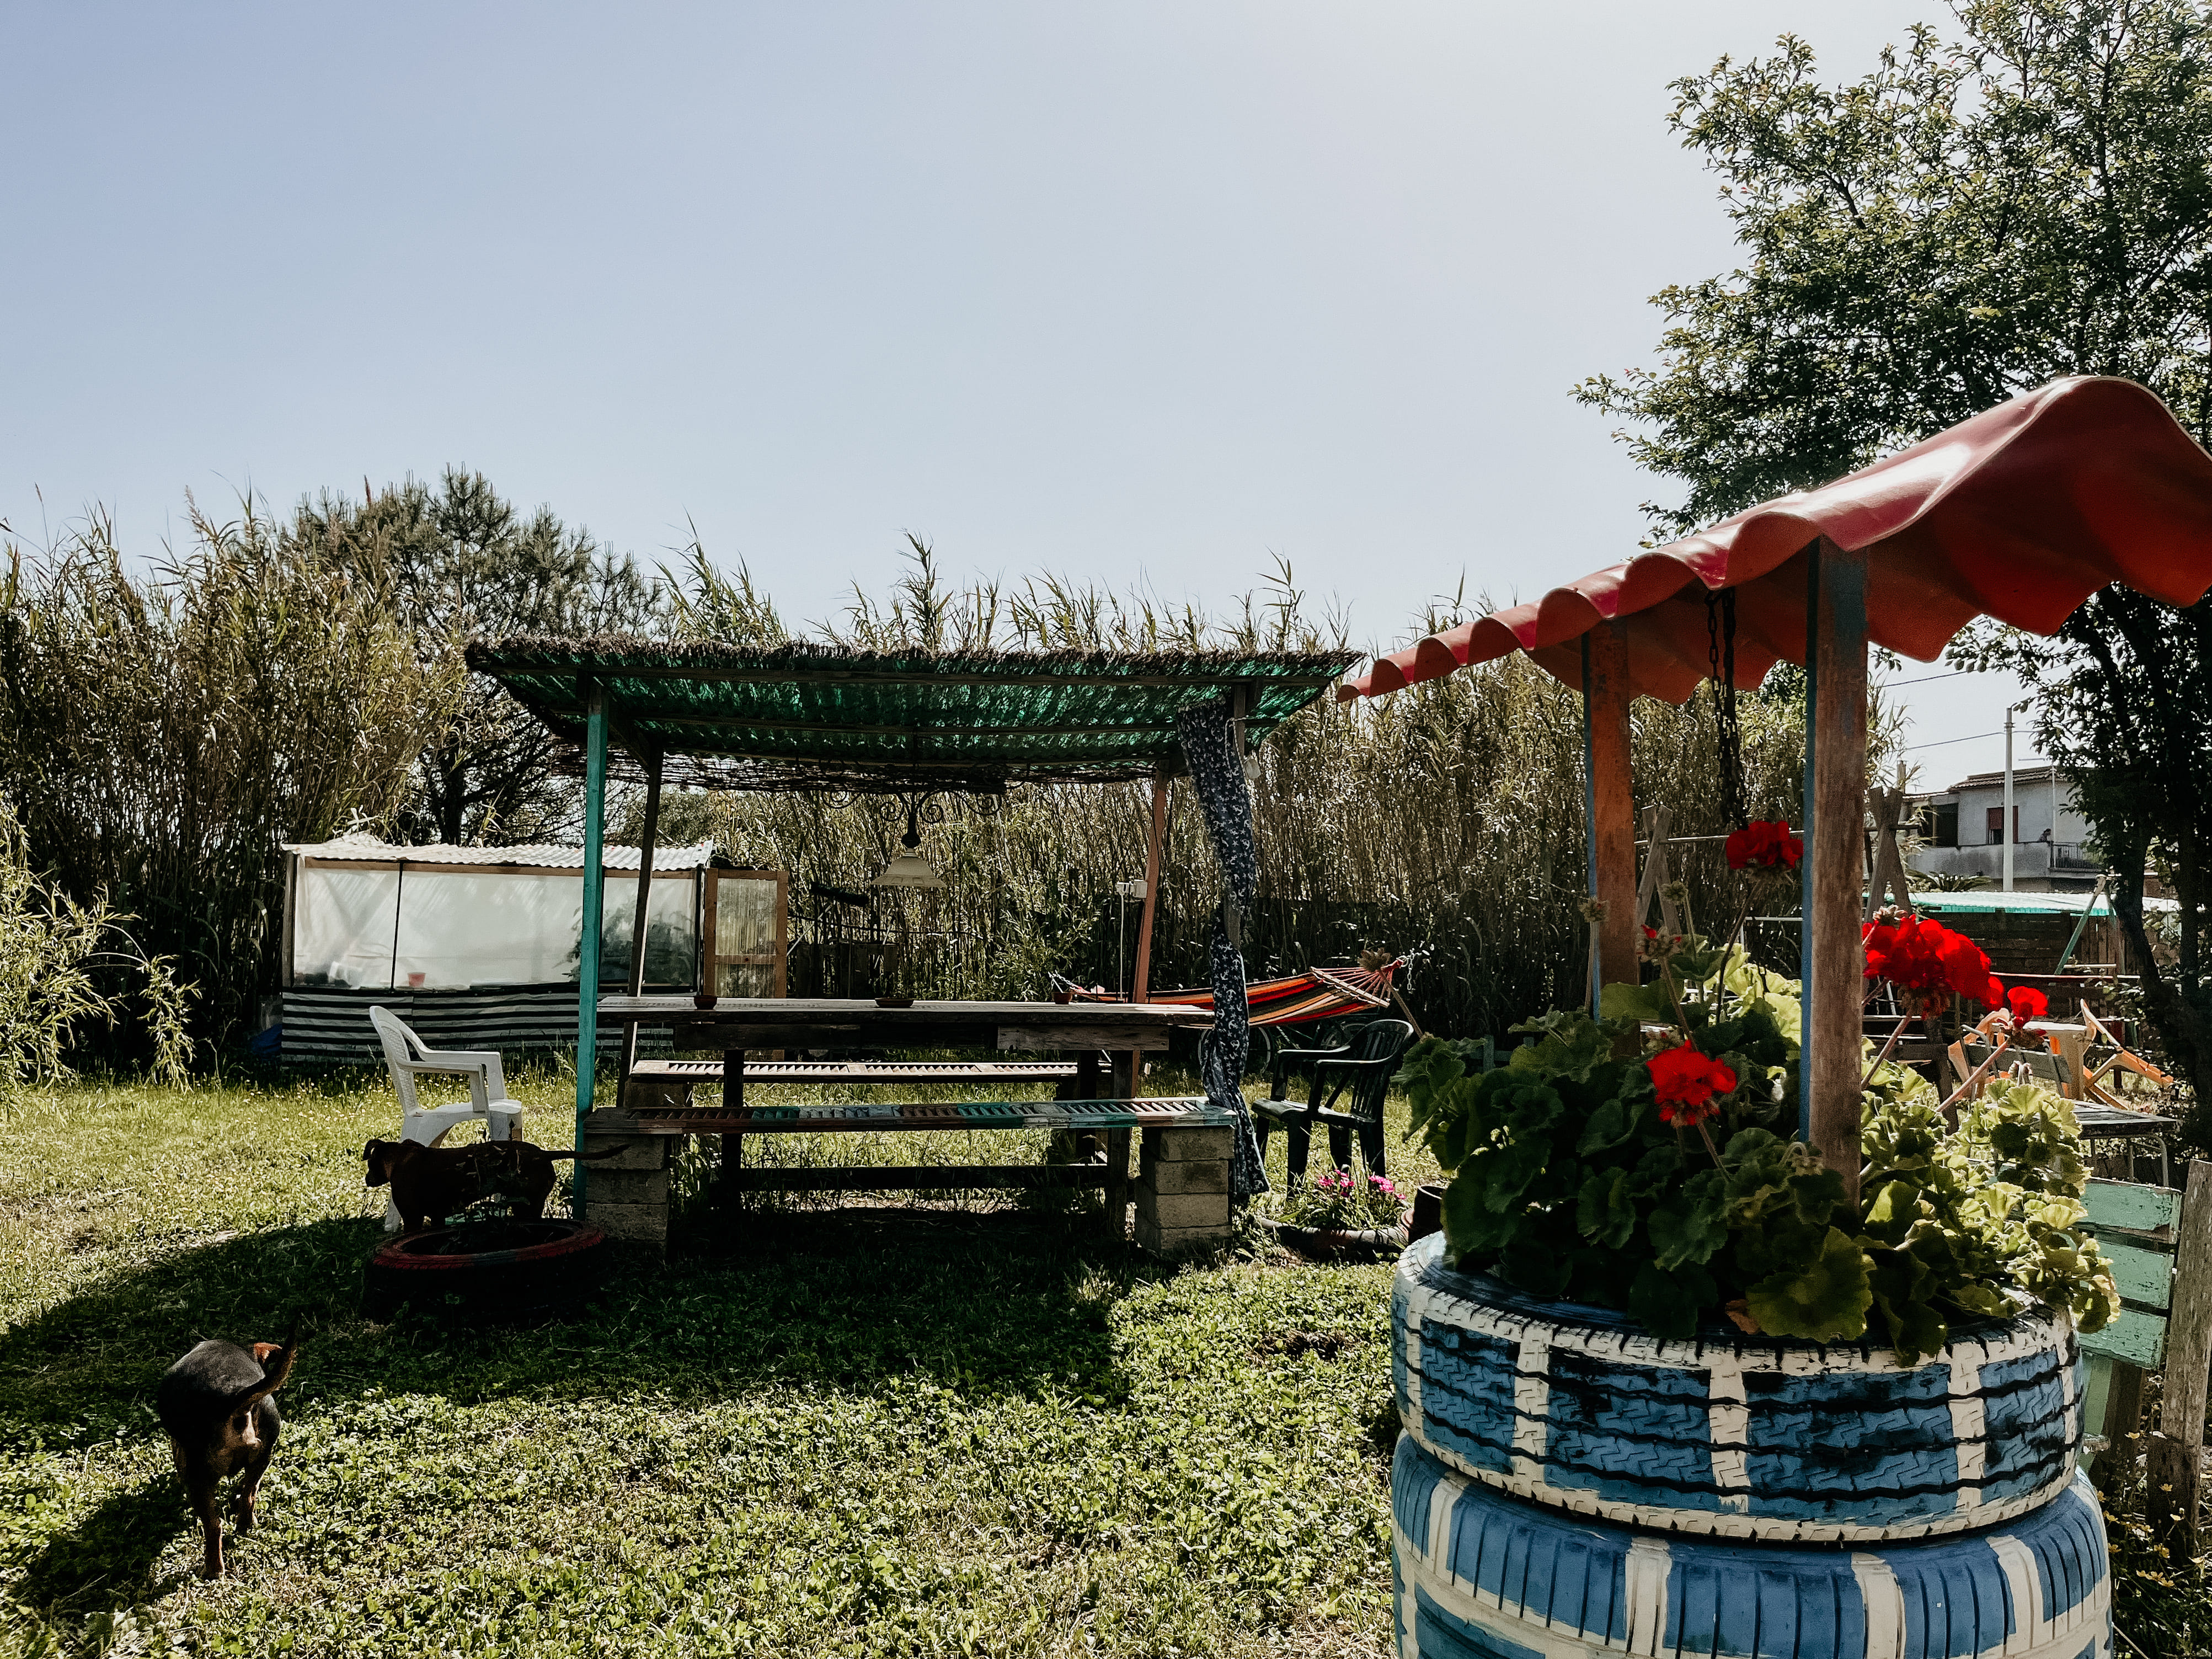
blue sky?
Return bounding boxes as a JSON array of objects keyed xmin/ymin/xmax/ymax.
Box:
[{"xmin": 1, "ymin": 1, "xmax": 2034, "ymax": 783}]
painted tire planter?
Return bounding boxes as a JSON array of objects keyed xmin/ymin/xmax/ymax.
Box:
[
  {"xmin": 363, "ymin": 1218, "xmax": 608, "ymax": 1322},
  {"xmin": 1393, "ymin": 1232, "xmax": 2083, "ymax": 1543},
  {"xmin": 1391, "ymin": 1434, "xmax": 2110, "ymax": 1659}
]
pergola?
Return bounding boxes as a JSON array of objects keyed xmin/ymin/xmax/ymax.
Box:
[
  {"xmin": 466, "ymin": 637, "xmax": 1360, "ymax": 1148},
  {"xmin": 1338, "ymin": 375, "xmax": 2212, "ymax": 1202}
]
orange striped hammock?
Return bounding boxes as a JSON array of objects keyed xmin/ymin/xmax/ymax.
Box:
[{"xmin": 1048, "ymin": 959, "xmax": 1402, "ymax": 1028}]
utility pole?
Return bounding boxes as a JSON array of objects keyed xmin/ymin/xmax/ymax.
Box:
[{"xmin": 2003, "ymin": 707, "xmax": 2016, "ymax": 893}]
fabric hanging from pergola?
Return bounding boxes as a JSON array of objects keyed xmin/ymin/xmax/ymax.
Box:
[
  {"xmin": 468, "ymin": 637, "xmax": 1358, "ymax": 793},
  {"xmin": 1338, "ymin": 376, "xmax": 2212, "ymax": 705}
]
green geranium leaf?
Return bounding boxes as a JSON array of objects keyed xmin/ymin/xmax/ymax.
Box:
[
  {"xmin": 1576, "ymin": 1167, "xmax": 1637, "ymax": 1249},
  {"xmin": 1440, "ymin": 1171, "xmax": 1520, "ymax": 1259},
  {"xmin": 1578, "ymin": 1090, "xmax": 1643, "ymax": 1154},
  {"xmin": 1599, "ymin": 980, "xmax": 1673, "ymax": 1025},
  {"xmin": 1648, "ymin": 1169, "xmax": 1730, "ymax": 1269},
  {"xmin": 1627, "ymin": 1260, "xmax": 1716, "ymax": 1341},
  {"xmin": 1499, "ymin": 1235, "xmax": 1574, "ymax": 1300},
  {"xmin": 1745, "ymin": 1226, "xmax": 1872, "ymax": 1342},
  {"xmin": 1867, "ymin": 1247, "xmax": 1947, "ymax": 1364}
]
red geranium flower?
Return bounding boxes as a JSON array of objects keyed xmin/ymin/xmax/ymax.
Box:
[
  {"xmin": 2006, "ymin": 984, "xmax": 2050, "ymax": 1023},
  {"xmin": 1648, "ymin": 1045, "xmax": 1738, "ymax": 1127},
  {"xmin": 1862, "ymin": 915, "xmax": 1998, "ymax": 1012},
  {"xmin": 1726, "ymin": 819, "xmax": 1804, "ymax": 871}
]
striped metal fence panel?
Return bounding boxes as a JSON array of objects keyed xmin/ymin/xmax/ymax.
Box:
[{"xmin": 279, "ymin": 985, "xmax": 674, "ymax": 1066}]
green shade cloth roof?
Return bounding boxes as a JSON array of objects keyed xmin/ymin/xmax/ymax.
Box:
[{"xmin": 467, "ymin": 635, "xmax": 1360, "ymax": 792}]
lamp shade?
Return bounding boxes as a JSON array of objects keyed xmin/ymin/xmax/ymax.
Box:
[{"xmin": 872, "ymin": 852, "xmax": 945, "ymax": 890}]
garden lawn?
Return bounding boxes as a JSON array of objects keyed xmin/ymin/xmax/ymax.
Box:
[{"xmin": 1, "ymin": 1069, "xmax": 1434, "ymax": 1659}]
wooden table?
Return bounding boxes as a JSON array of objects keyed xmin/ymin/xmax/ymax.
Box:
[{"xmin": 585, "ymin": 996, "xmax": 1220, "ymax": 1250}]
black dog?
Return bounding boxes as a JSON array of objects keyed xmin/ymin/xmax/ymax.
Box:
[{"xmin": 154, "ymin": 1317, "xmax": 300, "ymax": 1578}]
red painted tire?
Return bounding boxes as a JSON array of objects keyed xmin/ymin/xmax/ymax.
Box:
[{"xmin": 363, "ymin": 1219, "xmax": 609, "ymax": 1322}]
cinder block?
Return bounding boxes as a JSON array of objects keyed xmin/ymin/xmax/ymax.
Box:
[
  {"xmin": 580, "ymin": 1132, "xmax": 670, "ymax": 1172},
  {"xmin": 1135, "ymin": 1216, "xmax": 1232, "ymax": 1254},
  {"xmin": 587, "ymin": 1199, "xmax": 669, "ymax": 1247},
  {"xmin": 622, "ymin": 1076, "xmax": 693, "ymax": 1113},
  {"xmin": 1139, "ymin": 1157, "xmax": 1229, "ymax": 1197},
  {"xmin": 587, "ymin": 1167, "xmax": 670, "ymax": 1207},
  {"xmin": 1140, "ymin": 1124, "xmax": 1235, "ymax": 1164},
  {"xmin": 1136, "ymin": 1190, "xmax": 1232, "ymax": 1233}
]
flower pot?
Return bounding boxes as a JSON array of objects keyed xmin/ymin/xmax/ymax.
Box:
[
  {"xmin": 1408, "ymin": 1183, "xmax": 1445, "ymax": 1243},
  {"xmin": 1265, "ymin": 1215, "xmax": 1409, "ymax": 1262},
  {"xmin": 1391, "ymin": 1231, "xmax": 2084, "ymax": 1543},
  {"xmin": 1390, "ymin": 1433, "xmax": 2109, "ymax": 1659}
]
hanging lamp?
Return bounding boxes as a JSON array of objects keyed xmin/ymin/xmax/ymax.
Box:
[{"xmin": 872, "ymin": 798, "xmax": 945, "ymax": 890}]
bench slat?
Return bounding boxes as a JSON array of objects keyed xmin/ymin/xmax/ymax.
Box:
[
  {"xmin": 629, "ymin": 1058, "xmax": 1080, "ymax": 1083},
  {"xmin": 2082, "ymin": 1307, "xmax": 2167, "ymax": 1369},
  {"xmin": 2084, "ymin": 1180, "xmax": 2182, "ymax": 1236},
  {"xmin": 626, "ymin": 1096, "xmax": 1231, "ymax": 1134},
  {"xmin": 2099, "ymin": 1239, "xmax": 2177, "ymax": 1313}
]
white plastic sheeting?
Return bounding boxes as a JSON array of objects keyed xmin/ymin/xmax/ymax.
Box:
[{"xmin": 291, "ymin": 860, "xmax": 699, "ymax": 990}]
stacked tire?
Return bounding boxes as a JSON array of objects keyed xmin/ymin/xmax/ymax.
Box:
[{"xmin": 1388, "ymin": 1231, "xmax": 2112, "ymax": 1658}]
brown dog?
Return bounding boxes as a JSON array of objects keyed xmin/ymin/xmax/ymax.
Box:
[
  {"xmin": 155, "ymin": 1317, "xmax": 301, "ymax": 1578},
  {"xmin": 363, "ymin": 1138, "xmax": 621, "ymax": 1231}
]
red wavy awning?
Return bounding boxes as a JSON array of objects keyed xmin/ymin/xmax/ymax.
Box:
[{"xmin": 1340, "ymin": 376, "xmax": 2212, "ymax": 705}]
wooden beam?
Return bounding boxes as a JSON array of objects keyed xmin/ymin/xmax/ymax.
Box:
[
  {"xmin": 495, "ymin": 663, "xmax": 1349, "ymax": 690},
  {"xmin": 1128, "ymin": 770, "xmax": 1170, "ymax": 1095},
  {"xmin": 1807, "ymin": 538, "xmax": 1869, "ymax": 1205},
  {"xmin": 574, "ymin": 680, "xmax": 609, "ymax": 1207},
  {"xmin": 619, "ymin": 750, "xmax": 664, "ymax": 1082},
  {"xmin": 1587, "ymin": 621, "xmax": 1638, "ymax": 991},
  {"xmin": 2149, "ymin": 1158, "xmax": 2212, "ymax": 1552}
]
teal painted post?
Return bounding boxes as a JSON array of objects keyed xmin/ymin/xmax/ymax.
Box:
[
  {"xmin": 1798, "ymin": 546, "xmax": 1819, "ymax": 1131},
  {"xmin": 1581, "ymin": 635, "xmax": 1599, "ymax": 1016},
  {"xmin": 575, "ymin": 682, "xmax": 608, "ymax": 1211}
]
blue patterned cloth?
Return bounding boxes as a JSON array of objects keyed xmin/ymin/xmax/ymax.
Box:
[{"xmin": 1174, "ymin": 697, "xmax": 1269, "ymax": 1202}]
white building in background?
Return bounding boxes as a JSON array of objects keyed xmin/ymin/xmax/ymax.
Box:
[{"xmin": 1908, "ymin": 764, "xmax": 2105, "ymax": 892}]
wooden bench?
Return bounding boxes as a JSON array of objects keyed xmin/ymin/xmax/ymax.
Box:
[
  {"xmin": 581, "ymin": 1096, "xmax": 1238, "ymax": 1256},
  {"xmin": 2078, "ymin": 1162, "xmax": 2212, "ymax": 1551},
  {"xmin": 625, "ymin": 1056, "xmax": 1083, "ymax": 1092}
]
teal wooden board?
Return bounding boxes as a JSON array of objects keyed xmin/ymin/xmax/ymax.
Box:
[
  {"xmin": 2077, "ymin": 1355, "xmax": 2113, "ymax": 1470},
  {"xmin": 2081, "ymin": 1306, "xmax": 2164, "ymax": 1369},
  {"xmin": 2083, "ymin": 1179, "xmax": 2180, "ymax": 1235},
  {"xmin": 2098, "ymin": 1239, "xmax": 2174, "ymax": 1312}
]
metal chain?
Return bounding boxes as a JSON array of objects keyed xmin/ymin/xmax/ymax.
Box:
[{"xmin": 1705, "ymin": 590, "xmax": 1746, "ymax": 828}]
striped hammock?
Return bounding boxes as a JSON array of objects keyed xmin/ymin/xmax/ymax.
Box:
[{"xmin": 1049, "ymin": 960, "xmax": 1402, "ymax": 1028}]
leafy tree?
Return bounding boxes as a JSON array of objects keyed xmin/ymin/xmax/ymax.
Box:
[
  {"xmin": 292, "ymin": 470, "xmax": 666, "ymax": 844},
  {"xmin": 1579, "ymin": 0, "xmax": 2212, "ymax": 1117}
]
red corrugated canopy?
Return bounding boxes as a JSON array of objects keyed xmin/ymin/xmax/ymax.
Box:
[{"xmin": 1340, "ymin": 376, "xmax": 2212, "ymax": 705}]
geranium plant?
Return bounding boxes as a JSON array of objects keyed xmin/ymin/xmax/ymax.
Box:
[
  {"xmin": 1277, "ymin": 1168, "xmax": 1407, "ymax": 1232},
  {"xmin": 1398, "ymin": 931, "xmax": 2118, "ymax": 1363}
]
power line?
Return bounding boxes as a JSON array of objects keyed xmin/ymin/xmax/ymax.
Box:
[
  {"xmin": 1901, "ymin": 729, "xmax": 2003, "ymax": 750},
  {"xmin": 1887, "ymin": 670, "xmax": 1968, "ymax": 687}
]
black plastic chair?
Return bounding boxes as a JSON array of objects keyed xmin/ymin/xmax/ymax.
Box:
[{"xmin": 1253, "ymin": 1018, "xmax": 1417, "ymax": 1183}]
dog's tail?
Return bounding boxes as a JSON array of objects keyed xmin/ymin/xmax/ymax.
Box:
[
  {"xmin": 542, "ymin": 1148, "xmax": 629, "ymax": 1162},
  {"xmin": 234, "ymin": 1314, "xmax": 302, "ymax": 1409}
]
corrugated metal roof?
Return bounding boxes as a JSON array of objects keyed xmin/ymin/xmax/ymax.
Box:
[
  {"xmin": 283, "ymin": 835, "xmax": 714, "ymax": 871},
  {"xmin": 464, "ymin": 637, "xmax": 1358, "ymax": 794},
  {"xmin": 1911, "ymin": 888, "xmax": 2176, "ymax": 915}
]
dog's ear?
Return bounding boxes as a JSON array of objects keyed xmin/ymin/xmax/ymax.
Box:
[
  {"xmin": 362, "ymin": 1141, "xmax": 393, "ymax": 1187},
  {"xmin": 232, "ymin": 1315, "xmax": 302, "ymax": 1410}
]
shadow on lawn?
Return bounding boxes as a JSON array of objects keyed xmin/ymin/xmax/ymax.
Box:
[
  {"xmin": 7, "ymin": 1202, "xmax": 1166, "ymax": 1624},
  {"xmin": 5, "ymin": 1204, "xmax": 1160, "ymax": 1431}
]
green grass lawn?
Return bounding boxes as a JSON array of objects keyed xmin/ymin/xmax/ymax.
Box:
[{"xmin": 1, "ymin": 1067, "xmax": 1438, "ymax": 1658}]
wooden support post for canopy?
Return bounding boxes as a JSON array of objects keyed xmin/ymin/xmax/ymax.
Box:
[
  {"xmin": 1586, "ymin": 621, "xmax": 1638, "ymax": 994},
  {"xmin": 1126, "ymin": 769, "xmax": 1169, "ymax": 1095},
  {"xmin": 1805, "ymin": 537, "xmax": 1869, "ymax": 1207},
  {"xmin": 574, "ymin": 680, "xmax": 609, "ymax": 1208},
  {"xmin": 619, "ymin": 749, "xmax": 664, "ymax": 1089}
]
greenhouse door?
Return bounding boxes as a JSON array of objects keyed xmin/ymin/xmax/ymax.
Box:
[{"xmin": 704, "ymin": 869, "xmax": 788, "ymax": 998}]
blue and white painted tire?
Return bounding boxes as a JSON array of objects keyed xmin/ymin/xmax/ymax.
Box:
[
  {"xmin": 1392, "ymin": 1434, "xmax": 2110, "ymax": 1659},
  {"xmin": 1393, "ymin": 1233, "xmax": 2083, "ymax": 1543}
]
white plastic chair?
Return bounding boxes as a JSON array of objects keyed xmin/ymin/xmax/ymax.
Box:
[{"xmin": 368, "ymin": 1005, "xmax": 524, "ymax": 1230}]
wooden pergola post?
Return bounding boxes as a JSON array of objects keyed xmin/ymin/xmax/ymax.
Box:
[
  {"xmin": 618, "ymin": 748, "xmax": 664, "ymax": 1091},
  {"xmin": 1804, "ymin": 537, "xmax": 1869, "ymax": 1205},
  {"xmin": 1126, "ymin": 769, "xmax": 1169, "ymax": 1096},
  {"xmin": 1586, "ymin": 622, "xmax": 1638, "ymax": 993},
  {"xmin": 574, "ymin": 680, "xmax": 610, "ymax": 1205}
]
